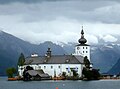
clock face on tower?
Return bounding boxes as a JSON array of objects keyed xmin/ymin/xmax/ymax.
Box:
[{"xmin": 77, "ymin": 47, "xmax": 80, "ymax": 50}]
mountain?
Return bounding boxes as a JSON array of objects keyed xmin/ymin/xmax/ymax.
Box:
[
  {"xmin": 38, "ymin": 41, "xmax": 67, "ymax": 55},
  {"xmin": 1, "ymin": 30, "xmax": 120, "ymax": 75},
  {"xmin": 0, "ymin": 31, "xmax": 66, "ymax": 76},
  {"xmin": 91, "ymin": 44, "xmax": 120, "ymax": 73},
  {"xmin": 0, "ymin": 31, "xmax": 36, "ymax": 75},
  {"xmin": 108, "ymin": 58, "xmax": 120, "ymax": 75}
]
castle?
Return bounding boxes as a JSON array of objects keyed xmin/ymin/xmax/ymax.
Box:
[{"xmin": 18, "ymin": 27, "xmax": 90, "ymax": 78}]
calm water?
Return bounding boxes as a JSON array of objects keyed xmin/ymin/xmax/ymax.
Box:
[{"xmin": 0, "ymin": 77, "xmax": 120, "ymax": 89}]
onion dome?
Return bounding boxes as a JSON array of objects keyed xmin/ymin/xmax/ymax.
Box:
[{"xmin": 78, "ymin": 27, "xmax": 87, "ymax": 44}]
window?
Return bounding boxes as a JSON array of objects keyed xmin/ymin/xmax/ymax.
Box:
[
  {"xmin": 86, "ymin": 51, "xmax": 88, "ymax": 53},
  {"xmin": 44, "ymin": 66, "xmax": 46, "ymax": 69},
  {"xmin": 39, "ymin": 66, "xmax": 41, "ymax": 69},
  {"xmin": 51, "ymin": 66, "xmax": 53, "ymax": 69},
  {"xmin": 66, "ymin": 59, "xmax": 70, "ymax": 63},
  {"xmin": 86, "ymin": 47, "xmax": 87, "ymax": 49},
  {"xmin": 58, "ymin": 66, "xmax": 60, "ymax": 68},
  {"xmin": 83, "ymin": 47, "xmax": 84, "ymax": 49},
  {"xmin": 83, "ymin": 51, "xmax": 84, "ymax": 53},
  {"xmin": 77, "ymin": 47, "xmax": 80, "ymax": 50}
]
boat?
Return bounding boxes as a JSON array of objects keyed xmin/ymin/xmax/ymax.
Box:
[
  {"xmin": 52, "ymin": 77, "xmax": 65, "ymax": 80},
  {"xmin": 8, "ymin": 78, "xmax": 17, "ymax": 81}
]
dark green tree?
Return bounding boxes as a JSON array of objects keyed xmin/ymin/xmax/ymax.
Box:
[
  {"xmin": 82, "ymin": 68, "xmax": 100, "ymax": 80},
  {"xmin": 6, "ymin": 67, "xmax": 16, "ymax": 78},
  {"xmin": 72, "ymin": 70, "xmax": 78, "ymax": 77},
  {"xmin": 82, "ymin": 56, "xmax": 100, "ymax": 80},
  {"xmin": 62, "ymin": 72, "xmax": 66, "ymax": 77},
  {"xmin": 83, "ymin": 56, "xmax": 90, "ymax": 68},
  {"xmin": 18, "ymin": 53, "xmax": 25, "ymax": 66}
]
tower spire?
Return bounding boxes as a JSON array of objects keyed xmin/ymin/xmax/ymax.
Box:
[
  {"xmin": 81, "ymin": 26, "xmax": 84, "ymax": 35},
  {"xmin": 78, "ymin": 26, "xmax": 87, "ymax": 44}
]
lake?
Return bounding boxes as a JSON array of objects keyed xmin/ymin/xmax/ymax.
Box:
[{"xmin": 0, "ymin": 77, "xmax": 120, "ymax": 89}]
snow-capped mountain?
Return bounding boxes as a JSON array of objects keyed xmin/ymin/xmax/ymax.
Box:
[
  {"xmin": 0, "ymin": 30, "xmax": 120, "ymax": 75},
  {"xmin": 0, "ymin": 31, "xmax": 66, "ymax": 76}
]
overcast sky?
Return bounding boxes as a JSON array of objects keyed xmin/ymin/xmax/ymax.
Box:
[{"xmin": 0, "ymin": 0, "xmax": 120, "ymax": 44}]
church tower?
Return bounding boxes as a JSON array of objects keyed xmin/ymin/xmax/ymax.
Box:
[{"xmin": 74, "ymin": 26, "xmax": 90, "ymax": 61}]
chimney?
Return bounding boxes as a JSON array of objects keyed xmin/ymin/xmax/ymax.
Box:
[{"xmin": 46, "ymin": 48, "xmax": 51, "ymax": 58}]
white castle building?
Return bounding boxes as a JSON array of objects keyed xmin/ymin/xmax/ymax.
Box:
[{"xmin": 18, "ymin": 28, "xmax": 90, "ymax": 78}]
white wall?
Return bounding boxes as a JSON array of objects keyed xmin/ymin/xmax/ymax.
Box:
[
  {"xmin": 18, "ymin": 64, "xmax": 83, "ymax": 77},
  {"xmin": 74, "ymin": 46, "xmax": 90, "ymax": 61},
  {"xmin": 61, "ymin": 64, "xmax": 82, "ymax": 77},
  {"xmin": 18, "ymin": 66, "xmax": 26, "ymax": 77}
]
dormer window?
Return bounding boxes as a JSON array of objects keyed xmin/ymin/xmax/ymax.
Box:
[
  {"xmin": 66, "ymin": 59, "xmax": 70, "ymax": 63},
  {"xmin": 44, "ymin": 59, "xmax": 47, "ymax": 63},
  {"xmin": 31, "ymin": 53, "xmax": 38, "ymax": 57}
]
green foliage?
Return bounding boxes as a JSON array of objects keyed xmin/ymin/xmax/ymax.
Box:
[
  {"xmin": 83, "ymin": 56, "xmax": 90, "ymax": 68},
  {"xmin": 6, "ymin": 67, "xmax": 16, "ymax": 78},
  {"xmin": 72, "ymin": 70, "xmax": 78, "ymax": 77},
  {"xmin": 82, "ymin": 67, "xmax": 100, "ymax": 80},
  {"xmin": 62, "ymin": 72, "xmax": 66, "ymax": 77},
  {"xmin": 18, "ymin": 53, "xmax": 25, "ymax": 66},
  {"xmin": 82, "ymin": 56, "xmax": 100, "ymax": 80}
]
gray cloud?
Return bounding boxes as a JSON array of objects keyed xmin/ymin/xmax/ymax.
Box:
[
  {"xmin": 0, "ymin": 0, "xmax": 119, "ymax": 23},
  {"xmin": 0, "ymin": 0, "xmax": 46, "ymax": 4},
  {"xmin": 0, "ymin": 0, "xmax": 73, "ymax": 4},
  {"xmin": 0, "ymin": 0, "xmax": 120, "ymax": 44}
]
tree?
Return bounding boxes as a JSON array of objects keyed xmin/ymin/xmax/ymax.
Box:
[
  {"xmin": 83, "ymin": 56, "xmax": 90, "ymax": 68},
  {"xmin": 62, "ymin": 72, "xmax": 66, "ymax": 77},
  {"xmin": 82, "ymin": 68, "xmax": 100, "ymax": 80},
  {"xmin": 72, "ymin": 70, "xmax": 78, "ymax": 77},
  {"xmin": 18, "ymin": 53, "xmax": 25, "ymax": 66},
  {"xmin": 82, "ymin": 56, "xmax": 100, "ymax": 80},
  {"xmin": 6, "ymin": 67, "xmax": 16, "ymax": 78}
]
